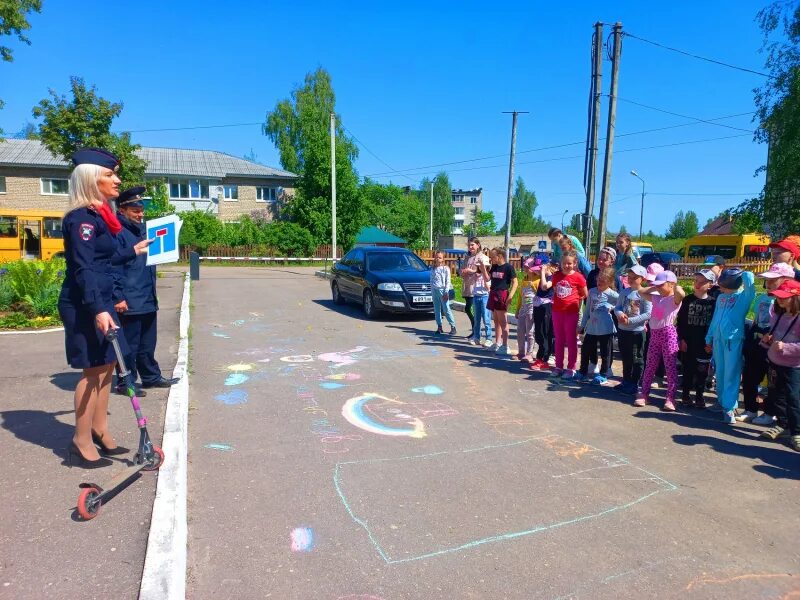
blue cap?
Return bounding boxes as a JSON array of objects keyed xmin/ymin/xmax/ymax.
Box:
[
  {"xmin": 719, "ymin": 268, "xmax": 744, "ymax": 289},
  {"xmin": 117, "ymin": 186, "xmax": 146, "ymax": 207},
  {"xmin": 71, "ymin": 147, "xmax": 119, "ymax": 169}
]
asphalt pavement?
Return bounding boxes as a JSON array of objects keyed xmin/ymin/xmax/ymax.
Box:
[
  {"xmin": 0, "ymin": 269, "xmax": 184, "ymax": 599},
  {"xmin": 187, "ymin": 266, "xmax": 800, "ymax": 599}
]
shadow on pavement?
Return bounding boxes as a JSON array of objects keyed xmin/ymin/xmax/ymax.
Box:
[
  {"xmin": 1, "ymin": 409, "xmax": 73, "ymax": 460},
  {"xmin": 50, "ymin": 371, "xmax": 81, "ymax": 391},
  {"xmin": 672, "ymin": 433, "xmax": 799, "ymax": 481}
]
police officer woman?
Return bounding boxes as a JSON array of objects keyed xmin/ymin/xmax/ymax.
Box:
[{"xmin": 59, "ymin": 149, "xmax": 152, "ymax": 468}]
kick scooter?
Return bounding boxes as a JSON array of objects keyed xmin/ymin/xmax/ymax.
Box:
[{"xmin": 76, "ymin": 329, "xmax": 165, "ymax": 520}]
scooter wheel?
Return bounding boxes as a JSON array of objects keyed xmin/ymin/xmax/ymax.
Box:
[
  {"xmin": 142, "ymin": 445, "xmax": 165, "ymax": 472},
  {"xmin": 77, "ymin": 487, "xmax": 102, "ymax": 520}
]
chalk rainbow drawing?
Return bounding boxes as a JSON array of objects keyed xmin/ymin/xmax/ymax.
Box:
[
  {"xmin": 342, "ymin": 394, "xmax": 426, "ymax": 438},
  {"xmin": 227, "ymin": 363, "xmax": 253, "ymax": 372},
  {"xmin": 224, "ymin": 373, "xmax": 249, "ymax": 386},
  {"xmin": 290, "ymin": 527, "xmax": 314, "ymax": 552},
  {"xmin": 319, "ymin": 346, "xmax": 368, "ymax": 368},
  {"xmin": 215, "ymin": 389, "xmax": 248, "ymax": 405},
  {"xmin": 411, "ymin": 385, "xmax": 444, "ymax": 395},
  {"xmin": 320, "ymin": 382, "xmax": 345, "ymax": 390}
]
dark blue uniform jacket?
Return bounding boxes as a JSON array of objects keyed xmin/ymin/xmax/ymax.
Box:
[{"xmin": 112, "ymin": 213, "xmax": 158, "ymax": 315}]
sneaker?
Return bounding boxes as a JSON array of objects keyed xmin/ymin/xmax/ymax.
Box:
[
  {"xmin": 449, "ymin": 327, "xmax": 457, "ymax": 335},
  {"xmin": 790, "ymin": 435, "xmax": 800, "ymax": 452},
  {"xmin": 561, "ymin": 369, "xmax": 578, "ymax": 381},
  {"xmin": 434, "ymin": 328, "xmax": 444, "ymax": 335},
  {"xmin": 588, "ymin": 362, "xmax": 598, "ymax": 375},
  {"xmin": 650, "ymin": 380, "xmax": 660, "ymax": 390},
  {"xmin": 575, "ymin": 373, "xmax": 593, "ymax": 384},
  {"xmin": 467, "ymin": 338, "xmax": 478, "ymax": 346},
  {"xmin": 760, "ymin": 424, "xmax": 788, "ymax": 440},
  {"xmin": 486, "ymin": 343, "xmax": 499, "ymax": 352},
  {"xmin": 591, "ymin": 375, "xmax": 609, "ymax": 386},
  {"xmin": 662, "ymin": 400, "xmax": 677, "ymax": 412},
  {"xmin": 735, "ymin": 410, "xmax": 757, "ymax": 423},
  {"xmin": 483, "ymin": 339, "xmax": 494, "ymax": 348},
  {"xmin": 547, "ymin": 356, "xmax": 556, "ymax": 367},
  {"xmin": 752, "ymin": 413, "xmax": 777, "ymax": 426},
  {"xmin": 633, "ymin": 393, "xmax": 647, "ymax": 407},
  {"xmin": 495, "ymin": 344, "xmax": 509, "ymax": 356},
  {"xmin": 722, "ymin": 410, "xmax": 736, "ymax": 425},
  {"xmin": 535, "ymin": 359, "xmax": 551, "ymax": 370}
]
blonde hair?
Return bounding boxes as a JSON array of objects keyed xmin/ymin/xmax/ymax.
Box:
[{"xmin": 65, "ymin": 164, "xmax": 103, "ymax": 215}]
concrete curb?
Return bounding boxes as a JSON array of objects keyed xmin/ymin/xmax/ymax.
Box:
[
  {"xmin": 139, "ymin": 272, "xmax": 190, "ymax": 600},
  {"xmin": 0, "ymin": 326, "xmax": 64, "ymax": 335},
  {"xmin": 314, "ymin": 270, "xmax": 331, "ymax": 279}
]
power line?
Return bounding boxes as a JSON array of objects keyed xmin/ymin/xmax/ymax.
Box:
[
  {"xmin": 341, "ymin": 125, "xmax": 418, "ymax": 184},
  {"xmin": 120, "ymin": 122, "xmax": 264, "ymax": 133},
  {"xmin": 363, "ymin": 111, "xmax": 755, "ymax": 178},
  {"xmin": 623, "ymin": 32, "xmax": 773, "ymax": 78},
  {"xmin": 616, "ymin": 98, "xmax": 754, "ymax": 132}
]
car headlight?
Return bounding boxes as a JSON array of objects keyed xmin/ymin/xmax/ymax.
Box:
[{"xmin": 377, "ymin": 282, "xmax": 403, "ymax": 292}]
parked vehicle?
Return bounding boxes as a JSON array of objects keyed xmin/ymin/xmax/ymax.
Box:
[
  {"xmin": 640, "ymin": 251, "xmax": 682, "ymax": 270},
  {"xmin": 682, "ymin": 233, "xmax": 771, "ymax": 261},
  {"xmin": 330, "ymin": 246, "xmax": 433, "ymax": 318},
  {"xmin": 631, "ymin": 242, "xmax": 654, "ymax": 258},
  {"xmin": 0, "ymin": 209, "xmax": 64, "ymax": 261}
]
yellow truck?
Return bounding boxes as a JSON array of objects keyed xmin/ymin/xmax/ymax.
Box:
[
  {"xmin": 682, "ymin": 233, "xmax": 771, "ymax": 261},
  {"xmin": 0, "ymin": 209, "xmax": 65, "ymax": 261}
]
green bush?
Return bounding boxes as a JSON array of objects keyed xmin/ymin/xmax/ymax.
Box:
[
  {"xmin": 262, "ymin": 222, "xmax": 316, "ymax": 256},
  {"xmin": 4, "ymin": 258, "xmax": 65, "ymax": 300},
  {"xmin": 0, "ymin": 274, "xmax": 14, "ymax": 310},
  {"xmin": 24, "ymin": 283, "xmax": 61, "ymax": 317},
  {"xmin": 179, "ymin": 210, "xmax": 225, "ymax": 252}
]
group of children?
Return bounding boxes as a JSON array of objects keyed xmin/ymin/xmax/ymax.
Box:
[{"xmin": 444, "ymin": 234, "xmax": 800, "ymax": 452}]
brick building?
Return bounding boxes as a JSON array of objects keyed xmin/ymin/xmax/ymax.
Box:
[
  {"xmin": 450, "ymin": 188, "xmax": 482, "ymax": 235},
  {"xmin": 0, "ymin": 139, "xmax": 297, "ymax": 222}
]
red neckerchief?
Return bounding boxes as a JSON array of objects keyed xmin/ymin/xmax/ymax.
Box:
[{"xmin": 96, "ymin": 201, "xmax": 122, "ymax": 234}]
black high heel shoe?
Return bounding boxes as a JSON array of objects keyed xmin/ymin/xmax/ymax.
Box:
[
  {"xmin": 91, "ymin": 431, "xmax": 130, "ymax": 456},
  {"xmin": 67, "ymin": 442, "xmax": 113, "ymax": 469}
]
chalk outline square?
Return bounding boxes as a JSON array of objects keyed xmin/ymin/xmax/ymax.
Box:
[{"xmin": 333, "ymin": 436, "xmax": 677, "ymax": 564}]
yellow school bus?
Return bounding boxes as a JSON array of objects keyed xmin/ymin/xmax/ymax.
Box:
[
  {"xmin": 683, "ymin": 233, "xmax": 771, "ymax": 261},
  {"xmin": 0, "ymin": 209, "xmax": 65, "ymax": 261}
]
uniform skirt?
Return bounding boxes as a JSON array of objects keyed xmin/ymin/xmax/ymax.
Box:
[{"xmin": 58, "ymin": 298, "xmax": 128, "ymax": 369}]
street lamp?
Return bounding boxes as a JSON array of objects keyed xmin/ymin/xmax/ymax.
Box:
[
  {"xmin": 630, "ymin": 170, "xmax": 645, "ymax": 241},
  {"xmin": 561, "ymin": 209, "xmax": 569, "ymax": 230}
]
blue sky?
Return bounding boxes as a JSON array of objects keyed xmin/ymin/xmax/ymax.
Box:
[{"xmin": 1, "ymin": 0, "xmax": 771, "ymax": 235}]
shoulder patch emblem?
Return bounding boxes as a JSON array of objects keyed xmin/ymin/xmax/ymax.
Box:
[{"xmin": 79, "ymin": 223, "xmax": 95, "ymax": 241}]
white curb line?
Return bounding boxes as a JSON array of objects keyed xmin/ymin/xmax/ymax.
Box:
[
  {"xmin": 139, "ymin": 272, "xmax": 190, "ymax": 600},
  {"xmin": 0, "ymin": 326, "xmax": 64, "ymax": 335}
]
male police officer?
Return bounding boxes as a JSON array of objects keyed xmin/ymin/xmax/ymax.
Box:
[{"xmin": 113, "ymin": 187, "xmax": 179, "ymax": 393}]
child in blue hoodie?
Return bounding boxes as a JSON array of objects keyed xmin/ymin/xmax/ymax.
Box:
[
  {"xmin": 577, "ymin": 268, "xmax": 619, "ymax": 385},
  {"xmin": 705, "ymin": 268, "xmax": 756, "ymax": 424}
]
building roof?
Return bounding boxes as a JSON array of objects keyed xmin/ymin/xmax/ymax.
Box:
[
  {"xmin": 700, "ymin": 214, "xmax": 735, "ymax": 235},
  {"xmin": 452, "ymin": 188, "xmax": 482, "ymax": 194},
  {"xmin": 355, "ymin": 226, "xmax": 406, "ymax": 244},
  {"xmin": 0, "ymin": 139, "xmax": 296, "ymax": 180}
]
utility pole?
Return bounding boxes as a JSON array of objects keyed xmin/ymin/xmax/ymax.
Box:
[
  {"xmin": 330, "ymin": 112, "xmax": 337, "ymax": 260},
  {"xmin": 597, "ymin": 22, "xmax": 622, "ymax": 251},
  {"xmin": 429, "ymin": 180, "xmax": 434, "ymax": 251},
  {"xmin": 583, "ymin": 21, "xmax": 604, "ymax": 253},
  {"xmin": 502, "ymin": 111, "xmax": 528, "ymax": 261}
]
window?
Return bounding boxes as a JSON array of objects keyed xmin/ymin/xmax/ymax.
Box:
[
  {"xmin": 0, "ymin": 176, "xmax": 6, "ymax": 193},
  {"xmin": 454, "ymin": 207, "xmax": 464, "ymax": 215},
  {"xmin": 0, "ymin": 216, "xmax": 17, "ymax": 238},
  {"xmin": 687, "ymin": 245, "xmax": 737, "ymax": 259},
  {"xmin": 43, "ymin": 217, "xmax": 63, "ymax": 239},
  {"xmin": 41, "ymin": 178, "xmax": 69, "ymax": 195},
  {"xmin": 256, "ymin": 186, "xmax": 277, "ymax": 202},
  {"xmin": 168, "ymin": 178, "xmax": 210, "ymax": 199},
  {"xmin": 470, "ymin": 196, "xmax": 477, "ymax": 204},
  {"xmin": 744, "ymin": 244, "xmax": 770, "ymax": 259},
  {"xmin": 223, "ymin": 185, "xmax": 239, "ymax": 201},
  {"xmin": 452, "ymin": 195, "xmax": 464, "ymax": 203}
]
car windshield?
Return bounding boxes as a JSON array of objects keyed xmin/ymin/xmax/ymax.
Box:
[{"xmin": 367, "ymin": 252, "xmax": 428, "ymax": 272}]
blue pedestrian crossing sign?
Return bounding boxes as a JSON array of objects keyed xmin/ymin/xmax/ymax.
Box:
[{"xmin": 145, "ymin": 215, "xmax": 183, "ymax": 266}]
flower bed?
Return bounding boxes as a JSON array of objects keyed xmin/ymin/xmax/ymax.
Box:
[{"xmin": 0, "ymin": 259, "xmax": 65, "ymax": 330}]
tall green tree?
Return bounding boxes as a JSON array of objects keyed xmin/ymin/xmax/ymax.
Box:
[
  {"xmin": 263, "ymin": 67, "xmax": 363, "ymax": 249},
  {"xmin": 0, "ymin": 1, "xmax": 42, "ymax": 135},
  {"xmin": 472, "ymin": 210, "xmax": 498, "ymax": 236},
  {"xmin": 32, "ymin": 77, "xmax": 146, "ymax": 188},
  {"xmin": 509, "ymin": 176, "xmax": 550, "ymax": 233},
  {"xmin": 735, "ymin": 1, "xmax": 800, "ymax": 237},
  {"xmin": 665, "ymin": 210, "xmax": 699, "ymax": 239},
  {"xmin": 360, "ymin": 179, "xmax": 427, "ymax": 249},
  {"xmin": 419, "ymin": 172, "xmax": 455, "ymax": 243}
]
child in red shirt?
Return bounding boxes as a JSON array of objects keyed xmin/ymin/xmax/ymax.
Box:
[{"xmin": 550, "ymin": 250, "xmax": 588, "ymax": 379}]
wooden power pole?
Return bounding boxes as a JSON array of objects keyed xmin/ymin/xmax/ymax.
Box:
[{"xmin": 583, "ymin": 21, "xmax": 604, "ymax": 253}]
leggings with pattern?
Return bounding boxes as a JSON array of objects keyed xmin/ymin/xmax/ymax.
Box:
[{"xmin": 641, "ymin": 325, "xmax": 679, "ymax": 402}]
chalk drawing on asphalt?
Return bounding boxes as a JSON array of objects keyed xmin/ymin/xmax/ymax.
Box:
[
  {"xmin": 411, "ymin": 385, "xmax": 444, "ymax": 395},
  {"xmin": 280, "ymin": 355, "xmax": 315, "ymax": 363},
  {"xmin": 203, "ymin": 443, "xmax": 233, "ymax": 452},
  {"xmin": 215, "ymin": 389, "xmax": 248, "ymax": 405},
  {"xmin": 334, "ymin": 436, "xmax": 677, "ymax": 564},
  {"xmin": 342, "ymin": 394, "xmax": 427, "ymax": 438},
  {"xmin": 318, "ymin": 346, "xmax": 368, "ymax": 368},
  {"xmin": 224, "ymin": 373, "xmax": 249, "ymax": 386},
  {"xmin": 324, "ymin": 373, "xmax": 361, "ymax": 381},
  {"xmin": 227, "ymin": 363, "xmax": 254, "ymax": 372},
  {"xmin": 290, "ymin": 527, "xmax": 315, "ymax": 553}
]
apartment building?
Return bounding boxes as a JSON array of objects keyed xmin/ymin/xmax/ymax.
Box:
[{"xmin": 450, "ymin": 188, "xmax": 482, "ymax": 235}]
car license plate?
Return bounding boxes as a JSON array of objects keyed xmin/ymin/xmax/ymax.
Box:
[{"xmin": 412, "ymin": 295, "xmax": 432, "ymax": 303}]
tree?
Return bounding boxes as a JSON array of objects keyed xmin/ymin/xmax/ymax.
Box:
[
  {"xmin": 32, "ymin": 77, "xmax": 147, "ymax": 188},
  {"xmin": 665, "ymin": 210, "xmax": 699, "ymax": 239},
  {"xmin": 0, "ymin": 1, "xmax": 42, "ymax": 135},
  {"xmin": 263, "ymin": 67, "xmax": 363, "ymax": 249},
  {"xmin": 619, "ymin": 224, "xmax": 627, "ymax": 234},
  {"xmin": 13, "ymin": 121, "xmax": 37, "ymax": 139},
  {"xmin": 418, "ymin": 173, "xmax": 455, "ymax": 243},
  {"xmin": 734, "ymin": 1, "xmax": 800, "ymax": 237},
  {"xmin": 144, "ymin": 181, "xmax": 175, "ymax": 219},
  {"xmin": 360, "ymin": 179, "xmax": 427, "ymax": 249},
  {"xmin": 472, "ymin": 210, "xmax": 498, "ymax": 236},
  {"xmin": 508, "ymin": 176, "xmax": 550, "ymax": 234}
]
